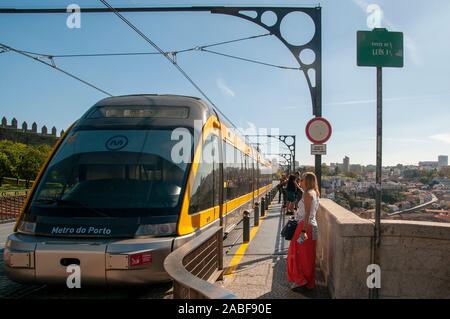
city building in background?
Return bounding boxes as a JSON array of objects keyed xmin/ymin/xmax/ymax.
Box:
[
  {"xmin": 438, "ymin": 155, "xmax": 448, "ymax": 168},
  {"xmin": 343, "ymin": 156, "xmax": 350, "ymax": 173}
]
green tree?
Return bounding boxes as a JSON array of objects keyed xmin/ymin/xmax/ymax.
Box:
[
  {"xmin": 17, "ymin": 146, "xmax": 43, "ymax": 188},
  {"xmin": 403, "ymin": 169, "xmax": 419, "ymax": 180},
  {"xmin": 0, "ymin": 140, "xmax": 26, "ymax": 184},
  {"xmin": 0, "ymin": 152, "xmax": 12, "ymax": 186},
  {"xmin": 36, "ymin": 144, "xmax": 52, "ymax": 157},
  {"xmin": 0, "ymin": 141, "xmax": 52, "ymax": 188},
  {"xmin": 420, "ymin": 176, "xmax": 430, "ymax": 185},
  {"xmin": 344, "ymin": 171, "xmax": 357, "ymax": 179},
  {"xmin": 438, "ymin": 167, "xmax": 450, "ymax": 178},
  {"xmin": 321, "ymin": 163, "xmax": 329, "ymax": 176},
  {"xmin": 334, "ymin": 166, "xmax": 341, "ymax": 176}
]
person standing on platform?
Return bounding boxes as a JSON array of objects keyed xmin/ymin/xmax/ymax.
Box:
[
  {"xmin": 285, "ymin": 174, "xmax": 300, "ymax": 215},
  {"xmin": 278, "ymin": 174, "xmax": 286, "ymax": 204},
  {"xmin": 294, "ymin": 171, "xmax": 303, "ymax": 211},
  {"xmin": 287, "ymin": 172, "xmax": 320, "ymax": 291}
]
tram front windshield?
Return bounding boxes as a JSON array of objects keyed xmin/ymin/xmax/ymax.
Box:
[{"xmin": 28, "ymin": 129, "xmax": 192, "ymax": 218}]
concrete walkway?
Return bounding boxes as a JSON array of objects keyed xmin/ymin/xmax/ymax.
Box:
[{"xmin": 220, "ymin": 200, "xmax": 330, "ymax": 299}]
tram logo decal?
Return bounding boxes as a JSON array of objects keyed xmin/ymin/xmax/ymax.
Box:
[
  {"xmin": 51, "ymin": 226, "xmax": 112, "ymax": 235},
  {"xmin": 105, "ymin": 135, "xmax": 128, "ymax": 151}
]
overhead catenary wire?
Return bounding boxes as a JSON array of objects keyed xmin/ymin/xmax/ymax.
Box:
[
  {"xmin": 1, "ymin": 2, "xmax": 292, "ymax": 147},
  {"xmin": 0, "ymin": 42, "xmax": 114, "ymax": 97},
  {"xmin": 196, "ymin": 32, "xmax": 272, "ymax": 50},
  {"xmin": 98, "ymin": 0, "xmax": 246, "ymax": 136},
  {"xmin": 99, "ymin": 0, "xmax": 213, "ymax": 104},
  {"xmin": 5, "ymin": 32, "xmax": 299, "ymax": 71},
  {"xmin": 4, "ymin": 31, "xmax": 299, "ymax": 71},
  {"xmin": 10, "ymin": 32, "xmax": 271, "ymax": 59},
  {"xmin": 201, "ymin": 48, "xmax": 301, "ymax": 70}
]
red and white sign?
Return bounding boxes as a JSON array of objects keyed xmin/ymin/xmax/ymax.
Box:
[
  {"xmin": 129, "ymin": 251, "xmax": 152, "ymax": 267},
  {"xmin": 305, "ymin": 117, "xmax": 332, "ymax": 144}
]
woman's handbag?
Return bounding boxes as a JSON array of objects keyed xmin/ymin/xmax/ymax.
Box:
[{"xmin": 281, "ymin": 218, "xmax": 298, "ymax": 240}]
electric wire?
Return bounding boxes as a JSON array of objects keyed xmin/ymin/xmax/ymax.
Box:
[
  {"xmin": 1, "ymin": 3, "xmax": 290, "ymax": 147},
  {"xmin": 197, "ymin": 32, "xmax": 272, "ymax": 50},
  {"xmin": 201, "ymin": 48, "xmax": 301, "ymax": 70},
  {"xmin": 15, "ymin": 33, "xmax": 271, "ymax": 58},
  {"xmin": 4, "ymin": 33, "xmax": 298, "ymax": 70},
  {"xmin": 0, "ymin": 42, "xmax": 114, "ymax": 97},
  {"xmin": 98, "ymin": 0, "xmax": 245, "ymax": 136},
  {"xmin": 99, "ymin": 0, "xmax": 214, "ymax": 104}
]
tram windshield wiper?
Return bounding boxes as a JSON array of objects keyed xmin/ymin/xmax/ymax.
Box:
[{"xmin": 33, "ymin": 199, "xmax": 111, "ymax": 217}]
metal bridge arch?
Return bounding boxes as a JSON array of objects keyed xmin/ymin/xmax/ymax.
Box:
[{"xmin": 211, "ymin": 7, "xmax": 322, "ymax": 117}]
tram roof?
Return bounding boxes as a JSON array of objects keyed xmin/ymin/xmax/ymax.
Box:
[{"xmin": 93, "ymin": 94, "xmax": 211, "ymax": 111}]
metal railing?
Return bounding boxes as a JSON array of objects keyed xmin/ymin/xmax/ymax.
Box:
[
  {"xmin": 0, "ymin": 191, "xmax": 28, "ymax": 223},
  {"xmin": 164, "ymin": 226, "xmax": 236, "ymax": 299}
]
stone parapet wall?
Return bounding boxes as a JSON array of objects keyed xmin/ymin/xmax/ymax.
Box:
[
  {"xmin": 377, "ymin": 220, "xmax": 450, "ymax": 298},
  {"xmin": 316, "ymin": 199, "xmax": 450, "ymax": 299}
]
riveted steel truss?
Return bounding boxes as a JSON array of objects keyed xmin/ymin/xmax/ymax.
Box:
[{"xmin": 246, "ymin": 134, "xmax": 296, "ymax": 172}]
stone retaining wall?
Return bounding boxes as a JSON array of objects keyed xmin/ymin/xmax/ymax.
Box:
[{"xmin": 316, "ymin": 199, "xmax": 450, "ymax": 299}]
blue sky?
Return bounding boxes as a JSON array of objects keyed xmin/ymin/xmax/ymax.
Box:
[{"xmin": 0, "ymin": 0, "xmax": 449, "ymax": 166}]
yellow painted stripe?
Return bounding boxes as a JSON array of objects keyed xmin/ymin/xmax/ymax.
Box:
[{"xmin": 223, "ymin": 212, "xmax": 267, "ymax": 278}]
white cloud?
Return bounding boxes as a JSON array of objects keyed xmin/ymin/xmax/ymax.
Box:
[
  {"xmin": 216, "ymin": 78, "xmax": 235, "ymax": 97},
  {"xmin": 430, "ymin": 133, "xmax": 450, "ymax": 144}
]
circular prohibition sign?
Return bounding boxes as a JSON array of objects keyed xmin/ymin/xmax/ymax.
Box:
[{"xmin": 305, "ymin": 117, "xmax": 332, "ymax": 144}]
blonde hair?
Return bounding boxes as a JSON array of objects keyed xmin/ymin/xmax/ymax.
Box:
[{"xmin": 302, "ymin": 172, "xmax": 320, "ymax": 197}]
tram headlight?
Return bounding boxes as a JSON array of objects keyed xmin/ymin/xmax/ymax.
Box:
[
  {"xmin": 17, "ymin": 221, "xmax": 36, "ymax": 234},
  {"xmin": 135, "ymin": 223, "xmax": 177, "ymax": 237}
]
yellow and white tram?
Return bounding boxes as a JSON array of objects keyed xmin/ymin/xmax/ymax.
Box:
[{"xmin": 3, "ymin": 94, "xmax": 273, "ymax": 285}]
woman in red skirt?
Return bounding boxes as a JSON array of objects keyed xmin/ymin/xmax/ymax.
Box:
[{"xmin": 287, "ymin": 172, "xmax": 320, "ymax": 290}]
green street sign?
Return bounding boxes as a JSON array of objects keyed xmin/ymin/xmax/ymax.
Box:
[{"xmin": 357, "ymin": 28, "xmax": 404, "ymax": 68}]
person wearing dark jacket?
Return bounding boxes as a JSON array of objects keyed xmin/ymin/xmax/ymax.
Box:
[{"xmin": 286, "ymin": 174, "xmax": 300, "ymax": 215}]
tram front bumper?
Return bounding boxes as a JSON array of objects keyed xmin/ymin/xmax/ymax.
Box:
[{"xmin": 3, "ymin": 233, "xmax": 174, "ymax": 286}]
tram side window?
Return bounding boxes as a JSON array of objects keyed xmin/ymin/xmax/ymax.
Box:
[
  {"xmin": 261, "ymin": 165, "xmax": 272, "ymax": 187},
  {"xmin": 237, "ymin": 149, "xmax": 245, "ymax": 197},
  {"xmin": 223, "ymin": 144, "xmax": 260, "ymax": 200},
  {"xmin": 189, "ymin": 134, "xmax": 218, "ymax": 214},
  {"xmin": 223, "ymin": 142, "xmax": 232, "ymax": 202},
  {"xmin": 249, "ymin": 156, "xmax": 254, "ymax": 193},
  {"xmin": 224, "ymin": 142, "xmax": 240, "ymax": 201},
  {"xmin": 244, "ymin": 155, "xmax": 252, "ymax": 194},
  {"xmin": 254, "ymin": 162, "xmax": 259, "ymax": 190},
  {"xmin": 212, "ymin": 136, "xmax": 221, "ymax": 206}
]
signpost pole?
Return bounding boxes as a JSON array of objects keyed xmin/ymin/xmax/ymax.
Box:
[
  {"xmin": 357, "ymin": 27, "xmax": 403, "ymax": 300},
  {"xmin": 375, "ymin": 66, "xmax": 382, "ymax": 249},
  {"xmin": 315, "ymin": 155, "xmax": 322, "ymax": 194},
  {"xmin": 373, "ymin": 66, "xmax": 383, "ymax": 299}
]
